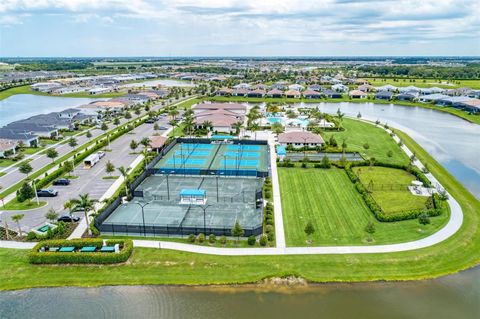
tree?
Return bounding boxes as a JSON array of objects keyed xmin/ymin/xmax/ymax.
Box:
[
  {"xmin": 101, "ymin": 122, "xmax": 109, "ymax": 131},
  {"xmin": 250, "ymin": 122, "xmax": 259, "ymax": 140},
  {"xmin": 232, "ymin": 121, "xmax": 243, "ymax": 137},
  {"xmin": 70, "ymin": 193, "xmax": 94, "ymax": 232},
  {"xmin": 117, "ymin": 166, "xmax": 129, "ymax": 196},
  {"xmin": 321, "ymin": 155, "xmax": 331, "ymax": 168},
  {"xmin": 140, "ymin": 137, "xmax": 150, "ymax": 149},
  {"xmin": 231, "ymin": 220, "xmax": 244, "ymax": 243},
  {"xmin": 68, "ymin": 137, "xmax": 77, "ymax": 151},
  {"xmin": 304, "ymin": 221, "xmax": 315, "ymax": 238},
  {"xmin": 153, "ymin": 123, "xmax": 160, "ymax": 131},
  {"xmin": 63, "ymin": 160, "xmax": 74, "ymax": 175},
  {"xmin": 418, "ymin": 212, "xmax": 431, "ymax": 225},
  {"xmin": 329, "ymin": 135, "xmax": 337, "ymax": 147},
  {"xmin": 11, "ymin": 214, "xmax": 25, "ymax": 237},
  {"xmin": 105, "ymin": 160, "xmax": 115, "ymax": 176},
  {"xmin": 130, "ymin": 140, "xmax": 138, "ymax": 152},
  {"xmin": 86, "ymin": 130, "xmax": 92, "ymax": 139},
  {"xmin": 45, "ymin": 208, "xmax": 59, "ymax": 223},
  {"xmin": 113, "ymin": 118, "xmax": 120, "ymax": 126},
  {"xmin": 18, "ymin": 162, "xmax": 33, "ymax": 178},
  {"xmin": 365, "ymin": 221, "xmax": 376, "ymax": 241},
  {"xmin": 46, "ymin": 148, "xmax": 58, "ymax": 163},
  {"xmin": 271, "ymin": 122, "xmax": 284, "ymax": 136},
  {"xmin": 17, "ymin": 182, "xmax": 35, "ymax": 202},
  {"xmin": 124, "ymin": 112, "xmax": 132, "ymax": 119},
  {"xmin": 357, "ymin": 112, "xmax": 362, "ymax": 119},
  {"xmin": 63, "ymin": 200, "xmax": 75, "ymax": 218}
]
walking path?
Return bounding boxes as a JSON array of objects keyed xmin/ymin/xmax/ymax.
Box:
[
  {"xmin": 0, "ymin": 117, "xmax": 464, "ymax": 255},
  {"xmin": 268, "ymin": 133, "xmax": 286, "ymax": 248}
]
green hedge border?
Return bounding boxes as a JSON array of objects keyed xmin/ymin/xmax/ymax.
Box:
[
  {"xmin": 345, "ymin": 163, "xmax": 444, "ymax": 222},
  {"xmin": 28, "ymin": 238, "xmax": 133, "ymax": 264}
]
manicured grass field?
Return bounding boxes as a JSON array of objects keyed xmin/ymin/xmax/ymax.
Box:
[
  {"xmin": 353, "ymin": 166, "xmax": 428, "ymax": 213},
  {"xmin": 322, "ymin": 118, "xmax": 410, "ymax": 165},
  {"xmin": 278, "ymin": 167, "xmax": 448, "ymax": 246},
  {"xmin": 1, "ymin": 199, "xmax": 47, "ymax": 211}
]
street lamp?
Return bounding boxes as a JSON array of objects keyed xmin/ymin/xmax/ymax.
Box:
[
  {"xmin": 302, "ymin": 137, "xmax": 308, "ymax": 160},
  {"xmin": 199, "ymin": 204, "xmax": 212, "ymax": 234},
  {"xmin": 134, "ymin": 200, "xmax": 152, "ymax": 237}
]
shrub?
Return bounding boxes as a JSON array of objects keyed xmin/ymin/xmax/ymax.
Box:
[
  {"xmin": 197, "ymin": 233, "xmax": 205, "ymax": 243},
  {"xmin": 247, "ymin": 235, "xmax": 256, "ymax": 246},
  {"xmin": 265, "ymin": 218, "xmax": 274, "ymax": 226},
  {"xmin": 208, "ymin": 234, "xmax": 216, "ymax": 244},
  {"xmin": 265, "ymin": 225, "xmax": 274, "ymax": 234},
  {"xmin": 219, "ymin": 235, "xmax": 227, "ymax": 245},
  {"xmin": 267, "ymin": 231, "xmax": 275, "ymax": 242},
  {"xmin": 259, "ymin": 234, "xmax": 268, "ymax": 246},
  {"xmin": 28, "ymin": 239, "xmax": 133, "ymax": 264},
  {"xmin": 187, "ymin": 234, "xmax": 196, "ymax": 243}
]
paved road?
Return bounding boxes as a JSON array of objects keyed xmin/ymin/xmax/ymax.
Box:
[{"xmin": 0, "ymin": 115, "xmax": 173, "ymax": 232}]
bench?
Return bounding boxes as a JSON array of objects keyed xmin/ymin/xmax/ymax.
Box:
[
  {"xmin": 58, "ymin": 246, "xmax": 75, "ymax": 252},
  {"xmin": 80, "ymin": 246, "xmax": 97, "ymax": 253}
]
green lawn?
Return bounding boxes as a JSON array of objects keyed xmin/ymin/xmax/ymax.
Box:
[
  {"xmin": 364, "ymin": 78, "xmax": 480, "ymax": 89},
  {"xmin": 0, "ymin": 84, "xmax": 123, "ymax": 101},
  {"xmin": 1, "ymin": 199, "xmax": 47, "ymax": 210},
  {"xmin": 353, "ymin": 166, "xmax": 428, "ymax": 213},
  {"xmin": 279, "ymin": 167, "xmax": 448, "ymax": 246},
  {"xmin": 322, "ymin": 118, "xmax": 410, "ymax": 165},
  {"xmin": 0, "ymin": 121, "xmax": 478, "ymax": 289},
  {"xmin": 0, "ymin": 158, "xmax": 16, "ymax": 167}
]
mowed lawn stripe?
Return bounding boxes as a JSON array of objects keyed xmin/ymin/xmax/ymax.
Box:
[{"xmin": 278, "ymin": 167, "xmax": 449, "ymax": 246}]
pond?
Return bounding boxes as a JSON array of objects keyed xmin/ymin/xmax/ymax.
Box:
[
  {"xmin": 291, "ymin": 102, "xmax": 480, "ymax": 199},
  {"xmin": 1, "ymin": 266, "xmax": 478, "ymax": 318},
  {"xmin": 0, "ymin": 94, "xmax": 104, "ymax": 127}
]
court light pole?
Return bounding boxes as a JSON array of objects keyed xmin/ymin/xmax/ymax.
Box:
[
  {"xmin": 134, "ymin": 200, "xmax": 152, "ymax": 237},
  {"xmin": 302, "ymin": 137, "xmax": 308, "ymax": 159},
  {"xmin": 199, "ymin": 204, "xmax": 212, "ymax": 235}
]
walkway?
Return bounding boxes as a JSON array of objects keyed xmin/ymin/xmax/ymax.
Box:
[{"xmin": 0, "ymin": 117, "xmax": 464, "ymax": 255}]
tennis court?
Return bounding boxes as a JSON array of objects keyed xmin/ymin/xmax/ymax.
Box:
[
  {"xmin": 103, "ymin": 175, "xmax": 263, "ymax": 232},
  {"xmin": 154, "ymin": 141, "xmax": 269, "ymax": 174}
]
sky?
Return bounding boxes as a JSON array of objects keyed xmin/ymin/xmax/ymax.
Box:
[{"xmin": 0, "ymin": 0, "xmax": 479, "ymax": 57}]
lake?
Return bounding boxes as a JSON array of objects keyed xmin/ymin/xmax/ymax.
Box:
[
  {"xmin": 0, "ymin": 94, "xmax": 104, "ymax": 127},
  {"xmin": 292, "ymin": 102, "xmax": 480, "ymax": 199},
  {"xmin": 0, "ymin": 266, "xmax": 478, "ymax": 319}
]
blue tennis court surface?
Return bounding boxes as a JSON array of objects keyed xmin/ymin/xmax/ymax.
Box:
[
  {"xmin": 224, "ymin": 159, "xmax": 259, "ymax": 167},
  {"xmin": 223, "ymin": 151, "xmax": 260, "ymax": 158},
  {"xmin": 166, "ymin": 158, "xmax": 206, "ymax": 165},
  {"xmin": 182, "ymin": 143, "xmax": 214, "ymax": 150},
  {"xmin": 174, "ymin": 150, "xmax": 211, "ymax": 157},
  {"xmin": 227, "ymin": 145, "xmax": 261, "ymax": 151}
]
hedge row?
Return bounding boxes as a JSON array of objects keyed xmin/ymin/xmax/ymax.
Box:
[
  {"xmin": 345, "ymin": 166, "xmax": 443, "ymax": 222},
  {"xmin": 28, "ymin": 238, "xmax": 133, "ymax": 264}
]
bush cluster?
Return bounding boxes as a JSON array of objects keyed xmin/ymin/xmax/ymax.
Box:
[
  {"xmin": 26, "ymin": 222, "xmax": 68, "ymax": 241},
  {"xmin": 28, "ymin": 239, "xmax": 133, "ymax": 264},
  {"xmin": 345, "ymin": 165, "xmax": 444, "ymax": 222}
]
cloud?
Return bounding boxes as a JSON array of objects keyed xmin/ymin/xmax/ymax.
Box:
[{"xmin": 1, "ymin": 0, "xmax": 479, "ymax": 55}]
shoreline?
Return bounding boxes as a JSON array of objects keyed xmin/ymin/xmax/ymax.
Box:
[{"xmin": 0, "ymin": 122, "xmax": 478, "ymax": 290}]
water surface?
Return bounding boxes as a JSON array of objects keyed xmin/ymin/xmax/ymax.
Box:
[
  {"xmin": 0, "ymin": 266, "xmax": 478, "ymax": 319},
  {"xmin": 0, "ymin": 94, "xmax": 103, "ymax": 127},
  {"xmin": 122, "ymin": 79, "xmax": 196, "ymax": 88}
]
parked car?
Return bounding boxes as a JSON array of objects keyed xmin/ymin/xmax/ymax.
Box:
[
  {"xmin": 57, "ymin": 215, "xmax": 80, "ymax": 223},
  {"xmin": 97, "ymin": 151, "xmax": 106, "ymax": 159},
  {"xmin": 145, "ymin": 118, "xmax": 156, "ymax": 124},
  {"xmin": 52, "ymin": 178, "xmax": 70, "ymax": 186},
  {"xmin": 37, "ymin": 189, "xmax": 58, "ymax": 197},
  {"xmin": 158, "ymin": 126, "xmax": 169, "ymax": 130}
]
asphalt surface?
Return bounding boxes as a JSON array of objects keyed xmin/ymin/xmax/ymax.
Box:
[{"xmin": 0, "ymin": 98, "xmax": 184, "ymax": 232}]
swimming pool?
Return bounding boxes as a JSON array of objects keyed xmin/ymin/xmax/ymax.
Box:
[{"xmin": 266, "ymin": 117, "xmax": 309, "ymax": 127}]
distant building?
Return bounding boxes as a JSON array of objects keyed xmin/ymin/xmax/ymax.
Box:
[
  {"xmin": 278, "ymin": 131, "xmax": 324, "ymax": 149},
  {"xmin": 349, "ymin": 90, "xmax": 368, "ymax": 99}
]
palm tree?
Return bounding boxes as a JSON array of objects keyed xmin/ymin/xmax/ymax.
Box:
[
  {"xmin": 202, "ymin": 120, "xmax": 213, "ymax": 132},
  {"xmin": 168, "ymin": 108, "xmax": 179, "ymax": 120},
  {"xmin": 140, "ymin": 137, "xmax": 150, "ymax": 149},
  {"xmin": 232, "ymin": 121, "xmax": 243, "ymax": 137},
  {"xmin": 117, "ymin": 166, "xmax": 130, "ymax": 197},
  {"xmin": 11, "ymin": 214, "xmax": 25, "ymax": 237},
  {"xmin": 183, "ymin": 117, "xmax": 195, "ymax": 137},
  {"xmin": 250, "ymin": 122, "xmax": 259, "ymax": 140},
  {"xmin": 70, "ymin": 193, "xmax": 94, "ymax": 233}
]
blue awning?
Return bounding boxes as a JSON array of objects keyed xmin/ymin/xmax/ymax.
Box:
[
  {"xmin": 211, "ymin": 135, "xmax": 234, "ymax": 140},
  {"xmin": 180, "ymin": 189, "xmax": 206, "ymax": 196},
  {"xmin": 276, "ymin": 145, "xmax": 286, "ymax": 156}
]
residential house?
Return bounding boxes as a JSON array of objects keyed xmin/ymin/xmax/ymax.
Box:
[
  {"xmin": 376, "ymin": 84, "xmax": 397, "ymax": 92},
  {"xmin": 308, "ymin": 84, "xmax": 324, "ymax": 91},
  {"xmin": 288, "ymin": 84, "xmax": 305, "ymax": 91},
  {"xmin": 302, "ymin": 89, "xmax": 322, "ymax": 99},
  {"xmin": 0, "ymin": 139, "xmax": 17, "ymax": 158},
  {"xmin": 453, "ymin": 99, "xmax": 480, "ymax": 113},
  {"xmin": 349, "ymin": 90, "xmax": 368, "ymax": 99},
  {"xmin": 0, "ymin": 130, "xmax": 38, "ymax": 147},
  {"xmin": 323, "ymin": 90, "xmax": 343, "ymax": 98},
  {"xmin": 233, "ymin": 83, "xmax": 251, "ymax": 89},
  {"xmin": 278, "ymin": 131, "xmax": 324, "ymax": 149},
  {"xmin": 399, "ymin": 86, "xmax": 420, "ymax": 93},
  {"xmin": 247, "ymin": 89, "xmax": 266, "ymax": 98},
  {"xmin": 284, "ymin": 90, "xmax": 301, "ymax": 98},
  {"xmin": 232, "ymin": 88, "xmax": 249, "ymax": 97},
  {"xmin": 375, "ymin": 91, "xmax": 393, "ymax": 100},
  {"xmin": 418, "ymin": 94, "xmax": 450, "ymax": 103},
  {"xmin": 396, "ymin": 92, "xmax": 418, "ymax": 101},
  {"xmin": 266, "ymin": 89, "xmax": 284, "ymax": 98},
  {"xmin": 331, "ymin": 84, "xmax": 348, "ymax": 92},
  {"xmin": 216, "ymin": 88, "xmax": 233, "ymax": 96},
  {"xmin": 192, "ymin": 103, "xmax": 247, "ymax": 116},
  {"xmin": 358, "ymin": 84, "xmax": 374, "ymax": 93},
  {"xmin": 437, "ymin": 96, "xmax": 474, "ymax": 107}
]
